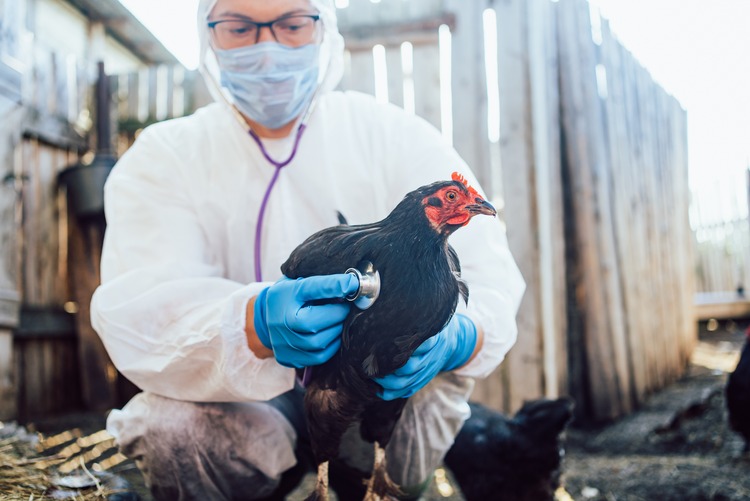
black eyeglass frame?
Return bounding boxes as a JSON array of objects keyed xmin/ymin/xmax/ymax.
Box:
[{"xmin": 207, "ymin": 14, "xmax": 321, "ymax": 46}]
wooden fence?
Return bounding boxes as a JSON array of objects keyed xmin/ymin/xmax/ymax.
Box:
[
  {"xmin": 3, "ymin": 42, "xmax": 90, "ymax": 421},
  {"xmin": 691, "ymin": 171, "xmax": 750, "ymax": 295},
  {"xmin": 338, "ymin": 0, "xmax": 693, "ymax": 421},
  {"xmin": 557, "ymin": 0, "xmax": 693, "ymax": 419},
  {"xmin": 111, "ymin": 66, "xmax": 210, "ymax": 154},
  {"xmin": 1, "ymin": 33, "xmax": 199, "ymax": 419},
  {"xmin": 3, "ymin": 0, "xmax": 693, "ymax": 422}
]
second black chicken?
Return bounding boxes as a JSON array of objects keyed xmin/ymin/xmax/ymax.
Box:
[{"xmin": 444, "ymin": 398, "xmax": 574, "ymax": 501}]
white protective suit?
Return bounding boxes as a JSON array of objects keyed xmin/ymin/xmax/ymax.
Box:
[{"xmin": 91, "ymin": 0, "xmax": 526, "ymax": 496}]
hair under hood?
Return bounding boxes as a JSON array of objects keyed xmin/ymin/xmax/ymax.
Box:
[{"xmin": 196, "ymin": 0, "xmax": 345, "ymax": 117}]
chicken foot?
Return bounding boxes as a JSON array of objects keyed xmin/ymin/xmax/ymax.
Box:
[
  {"xmin": 363, "ymin": 441, "xmax": 403, "ymax": 501},
  {"xmin": 304, "ymin": 461, "xmax": 330, "ymax": 501}
]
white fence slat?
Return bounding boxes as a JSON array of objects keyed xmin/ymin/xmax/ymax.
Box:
[{"xmin": 411, "ymin": 43, "xmax": 441, "ymax": 130}]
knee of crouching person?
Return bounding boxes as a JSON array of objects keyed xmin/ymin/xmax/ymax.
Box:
[{"xmin": 111, "ymin": 396, "xmax": 299, "ymax": 500}]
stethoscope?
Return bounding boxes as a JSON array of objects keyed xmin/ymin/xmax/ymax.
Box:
[
  {"xmin": 205, "ymin": 66, "xmax": 380, "ymax": 310},
  {"xmin": 243, "ymin": 107, "xmax": 314, "ymax": 284},
  {"xmin": 205, "ymin": 65, "xmax": 316, "ymax": 282},
  {"xmin": 232, "ymin": 95, "xmax": 381, "ymax": 388}
]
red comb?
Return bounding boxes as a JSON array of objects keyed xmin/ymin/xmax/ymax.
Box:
[{"xmin": 451, "ymin": 172, "xmax": 480, "ymax": 197}]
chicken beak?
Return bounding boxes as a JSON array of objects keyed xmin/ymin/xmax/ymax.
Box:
[{"xmin": 466, "ymin": 197, "xmax": 497, "ymax": 217}]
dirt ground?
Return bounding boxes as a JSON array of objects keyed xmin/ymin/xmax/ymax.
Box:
[
  {"xmin": 10, "ymin": 319, "xmax": 750, "ymax": 501},
  {"xmin": 559, "ymin": 319, "xmax": 750, "ymax": 501}
]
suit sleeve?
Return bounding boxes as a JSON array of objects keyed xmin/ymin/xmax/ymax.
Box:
[{"xmin": 90, "ymin": 126, "xmax": 295, "ymax": 402}]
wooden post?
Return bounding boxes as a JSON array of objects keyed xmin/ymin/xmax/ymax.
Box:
[
  {"xmin": 67, "ymin": 212, "xmax": 118, "ymax": 411},
  {"xmin": 64, "ymin": 62, "xmax": 120, "ymax": 411},
  {"xmin": 0, "ymin": 107, "xmax": 24, "ymax": 420},
  {"xmin": 486, "ymin": 0, "xmax": 548, "ymax": 412},
  {"xmin": 0, "ymin": 0, "xmax": 25, "ymax": 417},
  {"xmin": 443, "ymin": 0, "xmax": 490, "ymax": 190},
  {"xmin": 598, "ymin": 20, "xmax": 647, "ymax": 405},
  {"xmin": 527, "ymin": 0, "xmax": 567, "ymax": 399}
]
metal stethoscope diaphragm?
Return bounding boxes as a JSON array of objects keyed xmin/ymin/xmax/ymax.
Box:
[{"xmin": 345, "ymin": 261, "xmax": 380, "ymax": 310}]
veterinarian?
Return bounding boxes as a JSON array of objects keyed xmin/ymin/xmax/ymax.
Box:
[{"xmin": 90, "ymin": 0, "xmax": 525, "ymax": 499}]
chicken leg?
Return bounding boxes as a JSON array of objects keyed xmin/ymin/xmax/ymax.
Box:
[
  {"xmin": 304, "ymin": 380, "xmax": 364, "ymax": 501},
  {"xmin": 306, "ymin": 461, "xmax": 329, "ymax": 501},
  {"xmin": 363, "ymin": 441, "xmax": 402, "ymax": 501}
]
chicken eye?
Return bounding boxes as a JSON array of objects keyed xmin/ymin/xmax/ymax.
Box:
[{"xmin": 446, "ymin": 191, "xmax": 457, "ymax": 201}]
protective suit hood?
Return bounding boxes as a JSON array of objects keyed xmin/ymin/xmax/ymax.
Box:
[{"xmin": 197, "ymin": 0, "xmax": 345, "ymax": 118}]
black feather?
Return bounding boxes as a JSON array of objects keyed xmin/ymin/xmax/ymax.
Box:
[{"xmin": 726, "ymin": 333, "xmax": 750, "ymax": 453}]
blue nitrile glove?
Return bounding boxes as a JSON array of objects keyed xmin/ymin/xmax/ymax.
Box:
[
  {"xmin": 375, "ymin": 314, "xmax": 478, "ymax": 401},
  {"xmin": 254, "ymin": 274, "xmax": 359, "ymax": 369}
]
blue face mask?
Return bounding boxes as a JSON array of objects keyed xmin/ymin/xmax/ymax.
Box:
[{"xmin": 214, "ymin": 42, "xmax": 320, "ymax": 130}]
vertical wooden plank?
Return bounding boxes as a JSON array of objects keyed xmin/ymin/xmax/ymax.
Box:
[
  {"xmin": 601, "ymin": 4, "xmax": 636, "ymax": 410},
  {"xmin": 658, "ymin": 86, "xmax": 693, "ymax": 376},
  {"xmin": 599, "ymin": 21, "xmax": 645, "ymax": 405},
  {"xmin": 619, "ymin": 44, "xmax": 654, "ymax": 394},
  {"xmin": 0, "ymin": 106, "xmax": 24, "ymax": 420},
  {"xmin": 587, "ymin": 4, "xmax": 632, "ymax": 416},
  {"xmin": 155, "ymin": 64, "xmax": 169, "ymax": 121},
  {"xmin": 53, "ymin": 52, "xmax": 70, "ymax": 121},
  {"xmin": 21, "ymin": 139, "xmax": 37, "ymax": 304},
  {"xmin": 557, "ymin": 0, "xmax": 631, "ymax": 420},
  {"xmin": 68, "ymin": 212, "xmax": 118, "ymax": 411},
  {"xmin": 31, "ymin": 47, "xmax": 45, "ymax": 116},
  {"xmin": 41, "ymin": 144, "xmax": 60, "ymax": 305},
  {"xmin": 27, "ymin": 341, "xmax": 43, "ymax": 417},
  {"xmin": 148, "ymin": 66, "xmax": 159, "ymax": 121},
  {"xmin": 15, "ymin": 337, "xmax": 79, "ymax": 419},
  {"xmin": 164, "ymin": 65, "xmax": 175, "ymax": 119},
  {"xmin": 443, "ymin": 0, "xmax": 490, "ymax": 191},
  {"xmin": 172, "ymin": 65, "xmax": 186, "ymax": 118},
  {"xmin": 671, "ymin": 93, "xmax": 693, "ymax": 371},
  {"xmin": 65, "ymin": 54, "xmax": 79, "ymax": 125},
  {"xmin": 634, "ymin": 62, "xmax": 666, "ymax": 389},
  {"xmin": 0, "ymin": 330, "xmax": 14, "ymax": 419},
  {"xmin": 127, "ymin": 71, "xmax": 140, "ymax": 121},
  {"xmin": 14, "ymin": 339, "xmax": 31, "ymax": 419},
  {"xmin": 528, "ymin": 0, "xmax": 567, "ymax": 399},
  {"xmin": 385, "ymin": 45, "xmax": 404, "ymax": 109},
  {"xmin": 348, "ymin": 48, "xmax": 376, "ymax": 97},
  {"xmin": 490, "ymin": 0, "xmax": 545, "ymax": 412},
  {"xmin": 411, "ymin": 43, "xmax": 441, "ymax": 130},
  {"xmin": 338, "ymin": 49, "xmax": 353, "ymax": 92},
  {"xmin": 137, "ymin": 67, "xmax": 149, "ymax": 123},
  {"xmin": 77, "ymin": 59, "xmax": 89, "ymax": 127},
  {"xmin": 654, "ymin": 86, "xmax": 680, "ymax": 381}
]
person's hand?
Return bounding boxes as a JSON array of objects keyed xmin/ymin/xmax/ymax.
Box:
[
  {"xmin": 374, "ymin": 314, "xmax": 478, "ymax": 400},
  {"xmin": 253, "ymin": 274, "xmax": 359, "ymax": 368}
]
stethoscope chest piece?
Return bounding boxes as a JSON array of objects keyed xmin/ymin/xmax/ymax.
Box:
[{"xmin": 345, "ymin": 261, "xmax": 380, "ymax": 310}]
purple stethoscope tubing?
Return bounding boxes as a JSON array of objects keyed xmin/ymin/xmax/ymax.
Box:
[
  {"xmin": 202, "ymin": 65, "xmax": 315, "ymax": 283},
  {"xmin": 249, "ymin": 124, "xmax": 315, "ymax": 388},
  {"xmin": 250, "ymin": 124, "xmax": 307, "ymax": 282}
]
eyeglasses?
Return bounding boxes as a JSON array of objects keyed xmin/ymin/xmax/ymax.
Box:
[{"xmin": 208, "ymin": 14, "xmax": 321, "ymax": 49}]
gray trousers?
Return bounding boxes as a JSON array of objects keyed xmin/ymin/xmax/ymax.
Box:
[{"xmin": 107, "ymin": 373, "xmax": 474, "ymax": 501}]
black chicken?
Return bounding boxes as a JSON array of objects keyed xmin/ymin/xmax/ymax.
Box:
[
  {"xmin": 281, "ymin": 172, "xmax": 496, "ymax": 500},
  {"xmin": 726, "ymin": 326, "xmax": 750, "ymax": 453},
  {"xmin": 444, "ymin": 398, "xmax": 574, "ymax": 501}
]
